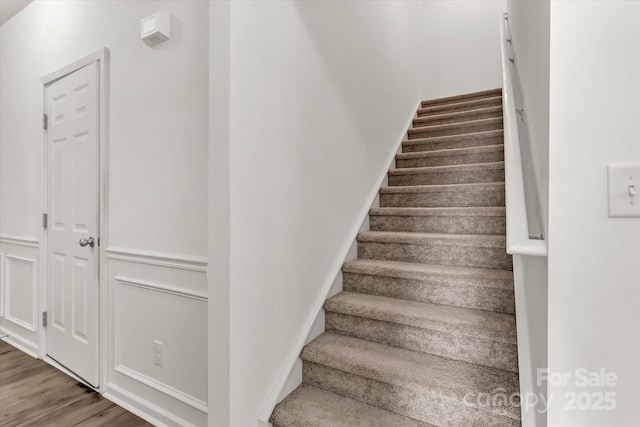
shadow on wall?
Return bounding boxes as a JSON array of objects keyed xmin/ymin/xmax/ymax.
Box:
[
  {"xmin": 293, "ymin": 1, "xmax": 427, "ymax": 147},
  {"xmin": 289, "ymin": 2, "xmax": 432, "ymax": 236}
]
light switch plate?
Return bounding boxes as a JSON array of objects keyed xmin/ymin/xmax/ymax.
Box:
[{"xmin": 608, "ymin": 162, "xmax": 640, "ymax": 217}]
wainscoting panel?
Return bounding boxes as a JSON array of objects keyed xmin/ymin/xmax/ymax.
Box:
[
  {"xmin": 105, "ymin": 249, "xmax": 207, "ymax": 427},
  {"xmin": 5, "ymin": 254, "xmax": 37, "ymax": 332},
  {"xmin": 0, "ymin": 236, "xmax": 40, "ymax": 357}
]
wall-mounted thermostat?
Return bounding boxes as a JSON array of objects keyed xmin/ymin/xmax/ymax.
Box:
[
  {"xmin": 608, "ymin": 162, "xmax": 640, "ymax": 218},
  {"xmin": 141, "ymin": 12, "xmax": 171, "ymax": 46}
]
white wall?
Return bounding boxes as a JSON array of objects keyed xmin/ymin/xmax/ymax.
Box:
[
  {"xmin": 208, "ymin": 0, "xmax": 230, "ymax": 426},
  {"xmin": 0, "ymin": 1, "xmax": 208, "ymax": 425},
  {"xmin": 547, "ymin": 2, "xmax": 640, "ymax": 426},
  {"xmin": 224, "ymin": 1, "xmax": 506, "ymax": 425},
  {"xmin": 506, "ymin": 0, "xmax": 549, "ymax": 237}
]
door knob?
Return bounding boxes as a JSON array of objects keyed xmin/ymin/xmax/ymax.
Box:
[{"xmin": 79, "ymin": 237, "xmax": 95, "ymax": 248}]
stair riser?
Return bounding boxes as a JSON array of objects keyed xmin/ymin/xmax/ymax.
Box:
[
  {"xmin": 342, "ymin": 272, "xmax": 515, "ymax": 314},
  {"xmin": 418, "ymin": 97, "xmax": 503, "ymax": 116},
  {"xmin": 388, "ymin": 169, "xmax": 504, "ymax": 186},
  {"xmin": 357, "ymin": 241, "xmax": 513, "ymax": 270},
  {"xmin": 413, "ymin": 110, "xmax": 502, "ymax": 127},
  {"xmin": 370, "ymin": 215, "xmax": 505, "ymax": 235},
  {"xmin": 396, "ymin": 151, "xmax": 504, "ymax": 168},
  {"xmin": 421, "ymin": 90, "xmax": 502, "ymax": 108},
  {"xmin": 409, "ymin": 121, "xmax": 503, "ymax": 139},
  {"xmin": 403, "ymin": 135, "xmax": 503, "ymax": 153},
  {"xmin": 380, "ymin": 190, "xmax": 505, "ymax": 208},
  {"xmin": 303, "ymin": 362, "xmax": 520, "ymax": 427},
  {"xmin": 325, "ymin": 313, "xmax": 518, "ymax": 372}
]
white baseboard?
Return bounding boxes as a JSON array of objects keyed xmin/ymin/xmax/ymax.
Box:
[
  {"xmin": 0, "ymin": 327, "xmax": 39, "ymax": 358},
  {"xmin": 257, "ymin": 98, "xmax": 420, "ymax": 423},
  {"xmin": 104, "ymin": 383, "xmax": 197, "ymax": 427}
]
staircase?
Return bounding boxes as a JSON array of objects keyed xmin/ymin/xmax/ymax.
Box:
[{"xmin": 270, "ymin": 88, "xmax": 520, "ymax": 427}]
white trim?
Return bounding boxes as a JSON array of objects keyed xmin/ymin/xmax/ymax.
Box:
[
  {"xmin": 0, "ymin": 331, "xmax": 39, "ymax": 358},
  {"xmin": 104, "ymin": 382, "xmax": 196, "ymax": 427},
  {"xmin": 41, "ymin": 49, "xmax": 107, "ymax": 85},
  {"xmin": 500, "ymin": 16, "xmax": 548, "ymax": 257},
  {"xmin": 98, "ymin": 47, "xmax": 110, "ymax": 393},
  {"xmin": 106, "ymin": 247, "xmax": 208, "ymax": 273},
  {"xmin": 114, "ymin": 276, "xmax": 207, "ymax": 302},
  {"xmin": 0, "ymin": 236, "xmax": 39, "ymax": 248},
  {"xmin": 115, "ymin": 364, "xmax": 208, "ymax": 413},
  {"xmin": 512, "ymin": 254, "xmax": 536, "ymax": 427},
  {"xmin": 257, "ymin": 99, "xmax": 421, "ymax": 423},
  {"xmin": 4, "ymin": 255, "xmax": 38, "ymax": 333},
  {"xmin": 40, "ymin": 47, "xmax": 110, "ymax": 390}
]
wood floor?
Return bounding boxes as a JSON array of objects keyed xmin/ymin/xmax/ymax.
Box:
[{"xmin": 0, "ymin": 340, "xmax": 151, "ymax": 426}]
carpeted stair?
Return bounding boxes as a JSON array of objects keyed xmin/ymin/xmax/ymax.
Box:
[{"xmin": 271, "ymin": 88, "xmax": 520, "ymax": 427}]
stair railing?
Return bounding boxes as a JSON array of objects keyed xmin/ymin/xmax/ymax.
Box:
[
  {"xmin": 500, "ymin": 13, "xmax": 547, "ymax": 257},
  {"xmin": 501, "ymin": 13, "xmax": 548, "ymax": 427}
]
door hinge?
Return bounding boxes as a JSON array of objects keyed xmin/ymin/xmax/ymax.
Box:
[
  {"xmin": 42, "ymin": 213, "xmax": 48, "ymax": 229},
  {"xmin": 42, "ymin": 311, "xmax": 48, "ymax": 328},
  {"xmin": 43, "ymin": 113, "xmax": 48, "ymax": 130}
]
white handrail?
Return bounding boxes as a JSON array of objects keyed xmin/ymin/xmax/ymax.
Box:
[{"xmin": 500, "ymin": 14, "xmax": 547, "ymax": 257}]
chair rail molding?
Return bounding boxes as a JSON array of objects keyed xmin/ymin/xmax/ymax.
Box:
[
  {"xmin": 105, "ymin": 247, "xmax": 208, "ymax": 272},
  {"xmin": 0, "ymin": 235, "xmax": 39, "ymax": 248}
]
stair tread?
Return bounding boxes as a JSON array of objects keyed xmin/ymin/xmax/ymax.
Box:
[
  {"xmin": 421, "ymin": 88, "xmax": 502, "ymax": 107},
  {"xmin": 389, "ymin": 161, "xmax": 504, "ymax": 176},
  {"xmin": 397, "ymin": 144, "xmax": 504, "ymax": 160},
  {"xmin": 410, "ymin": 117, "xmax": 503, "ymax": 133},
  {"xmin": 271, "ymin": 384, "xmax": 433, "ymax": 427},
  {"xmin": 342, "ymin": 258, "xmax": 513, "ymax": 289},
  {"xmin": 379, "ymin": 182, "xmax": 505, "ymax": 194},
  {"xmin": 403, "ymin": 129, "xmax": 503, "ymax": 147},
  {"xmin": 357, "ymin": 231, "xmax": 506, "ymax": 248},
  {"xmin": 418, "ymin": 96, "xmax": 503, "ymax": 114},
  {"xmin": 302, "ymin": 333, "xmax": 520, "ymax": 420},
  {"xmin": 370, "ymin": 206, "xmax": 505, "ymax": 217},
  {"xmin": 326, "ymin": 292, "xmax": 516, "ymax": 344},
  {"xmin": 414, "ymin": 105, "xmax": 503, "ymax": 124}
]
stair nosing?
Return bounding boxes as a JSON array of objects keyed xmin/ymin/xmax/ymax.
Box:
[
  {"xmin": 379, "ymin": 182, "xmax": 505, "ymax": 194},
  {"xmin": 420, "ymin": 88, "xmax": 502, "ymax": 107},
  {"xmin": 396, "ymin": 144, "xmax": 504, "ymax": 160},
  {"xmin": 356, "ymin": 230, "xmax": 507, "ymax": 248},
  {"xmin": 389, "ymin": 161, "xmax": 505, "ymax": 176},
  {"xmin": 325, "ymin": 291, "xmax": 517, "ymax": 344},
  {"xmin": 402, "ymin": 129, "xmax": 504, "ymax": 146},
  {"xmin": 413, "ymin": 105, "xmax": 503, "ymax": 123},
  {"xmin": 418, "ymin": 96, "xmax": 503, "ymax": 113},
  {"xmin": 409, "ymin": 117, "xmax": 503, "ymax": 134},
  {"xmin": 342, "ymin": 259, "xmax": 513, "ymax": 288},
  {"xmin": 271, "ymin": 384, "xmax": 436, "ymax": 427},
  {"xmin": 369, "ymin": 207, "xmax": 506, "ymax": 217}
]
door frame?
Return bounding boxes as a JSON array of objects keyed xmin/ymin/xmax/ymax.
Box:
[{"xmin": 38, "ymin": 48, "xmax": 110, "ymax": 391}]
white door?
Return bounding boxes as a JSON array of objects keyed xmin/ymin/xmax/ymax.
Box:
[{"xmin": 45, "ymin": 61, "xmax": 100, "ymax": 387}]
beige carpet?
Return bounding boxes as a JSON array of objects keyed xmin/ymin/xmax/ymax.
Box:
[{"xmin": 271, "ymin": 88, "xmax": 520, "ymax": 427}]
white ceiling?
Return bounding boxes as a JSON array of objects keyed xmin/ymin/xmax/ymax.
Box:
[{"xmin": 0, "ymin": 0, "xmax": 32, "ymax": 26}]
